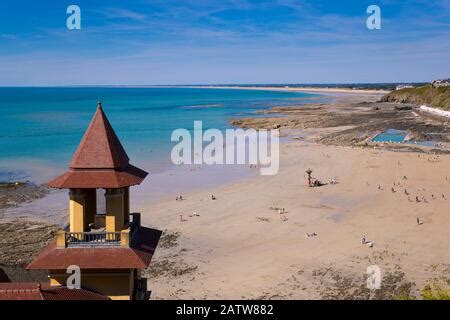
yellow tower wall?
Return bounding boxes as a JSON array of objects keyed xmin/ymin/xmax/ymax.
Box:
[
  {"xmin": 105, "ymin": 188, "xmax": 125, "ymax": 232},
  {"xmin": 69, "ymin": 189, "xmax": 85, "ymax": 233},
  {"xmin": 49, "ymin": 269, "xmax": 135, "ymax": 300}
]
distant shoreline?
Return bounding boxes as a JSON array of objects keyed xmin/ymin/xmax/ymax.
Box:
[
  {"xmin": 185, "ymin": 85, "xmax": 391, "ymax": 95},
  {"xmin": 0, "ymin": 85, "xmax": 394, "ymax": 95}
]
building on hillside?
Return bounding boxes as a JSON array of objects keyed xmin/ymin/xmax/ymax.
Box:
[
  {"xmin": 431, "ymin": 79, "xmax": 450, "ymax": 87},
  {"xmin": 0, "ymin": 102, "xmax": 161, "ymax": 300}
]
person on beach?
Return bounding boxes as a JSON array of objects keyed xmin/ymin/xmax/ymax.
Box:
[{"xmin": 211, "ymin": 195, "xmax": 216, "ymax": 200}]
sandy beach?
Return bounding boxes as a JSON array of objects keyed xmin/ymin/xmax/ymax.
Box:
[
  {"xmin": 140, "ymin": 93, "xmax": 449, "ymax": 299},
  {"xmin": 190, "ymin": 86, "xmax": 391, "ymax": 95},
  {"xmin": 143, "ymin": 140, "xmax": 449, "ymax": 299}
]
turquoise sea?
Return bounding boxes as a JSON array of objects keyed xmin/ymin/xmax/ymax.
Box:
[{"xmin": 0, "ymin": 87, "xmax": 320, "ymax": 183}]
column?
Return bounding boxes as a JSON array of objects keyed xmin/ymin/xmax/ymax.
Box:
[
  {"xmin": 69, "ymin": 189, "xmax": 85, "ymax": 233},
  {"xmin": 105, "ymin": 188, "xmax": 125, "ymax": 232}
]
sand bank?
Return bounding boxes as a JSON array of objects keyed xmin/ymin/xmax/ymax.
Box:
[{"xmin": 190, "ymin": 86, "xmax": 391, "ymax": 95}]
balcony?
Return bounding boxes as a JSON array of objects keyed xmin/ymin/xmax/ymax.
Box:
[{"xmin": 56, "ymin": 213, "xmax": 140, "ymax": 248}]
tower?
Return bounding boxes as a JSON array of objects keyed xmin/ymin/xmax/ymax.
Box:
[{"xmin": 27, "ymin": 102, "xmax": 160, "ymax": 300}]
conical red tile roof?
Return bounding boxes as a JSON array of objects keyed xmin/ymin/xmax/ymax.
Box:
[
  {"xmin": 70, "ymin": 102, "xmax": 129, "ymax": 170},
  {"xmin": 48, "ymin": 102, "xmax": 148, "ymax": 188}
]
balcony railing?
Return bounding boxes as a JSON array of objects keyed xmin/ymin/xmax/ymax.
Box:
[
  {"xmin": 65, "ymin": 231, "xmax": 122, "ymax": 247},
  {"xmin": 56, "ymin": 213, "xmax": 141, "ymax": 248}
]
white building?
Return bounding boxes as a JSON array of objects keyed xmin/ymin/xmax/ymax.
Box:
[{"xmin": 431, "ymin": 79, "xmax": 450, "ymax": 87}]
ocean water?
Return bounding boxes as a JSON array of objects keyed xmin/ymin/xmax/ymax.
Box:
[{"xmin": 0, "ymin": 87, "xmax": 320, "ymax": 183}]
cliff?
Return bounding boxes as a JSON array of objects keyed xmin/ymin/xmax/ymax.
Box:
[{"xmin": 381, "ymin": 85, "xmax": 450, "ymax": 110}]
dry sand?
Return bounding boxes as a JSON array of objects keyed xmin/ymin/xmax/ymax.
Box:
[{"xmin": 142, "ymin": 140, "xmax": 450, "ymax": 299}]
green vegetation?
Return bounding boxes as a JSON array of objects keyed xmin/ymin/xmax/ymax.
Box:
[
  {"xmin": 422, "ymin": 279, "xmax": 450, "ymax": 300},
  {"xmin": 393, "ymin": 277, "xmax": 450, "ymax": 300},
  {"xmin": 381, "ymin": 85, "xmax": 450, "ymax": 110}
]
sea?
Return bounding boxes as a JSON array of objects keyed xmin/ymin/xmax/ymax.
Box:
[{"xmin": 0, "ymin": 87, "xmax": 321, "ymax": 184}]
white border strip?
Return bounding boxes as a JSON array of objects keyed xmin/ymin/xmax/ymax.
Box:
[{"xmin": 420, "ymin": 105, "xmax": 450, "ymax": 118}]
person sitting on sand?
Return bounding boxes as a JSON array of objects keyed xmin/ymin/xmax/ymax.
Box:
[
  {"xmin": 416, "ymin": 196, "xmax": 420, "ymax": 202},
  {"xmin": 313, "ymin": 180, "xmax": 325, "ymax": 187},
  {"xmin": 211, "ymin": 194, "xmax": 216, "ymax": 200},
  {"xmin": 361, "ymin": 236, "xmax": 366, "ymax": 244},
  {"xmin": 391, "ymin": 187, "xmax": 396, "ymax": 193}
]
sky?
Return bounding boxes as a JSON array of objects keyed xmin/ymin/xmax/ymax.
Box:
[{"xmin": 0, "ymin": 0, "xmax": 449, "ymax": 85}]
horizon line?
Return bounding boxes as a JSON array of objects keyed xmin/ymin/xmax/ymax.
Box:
[{"xmin": 0, "ymin": 81, "xmax": 431, "ymax": 88}]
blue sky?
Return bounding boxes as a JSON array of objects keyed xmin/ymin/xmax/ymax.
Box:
[{"xmin": 0, "ymin": 0, "xmax": 449, "ymax": 85}]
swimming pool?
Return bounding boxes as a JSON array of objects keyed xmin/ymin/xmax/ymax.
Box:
[{"xmin": 371, "ymin": 129, "xmax": 408, "ymax": 143}]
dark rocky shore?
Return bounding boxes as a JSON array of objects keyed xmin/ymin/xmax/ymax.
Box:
[
  {"xmin": 231, "ymin": 97, "xmax": 449, "ymax": 153},
  {"xmin": 0, "ymin": 181, "xmax": 50, "ymax": 213},
  {"xmin": 0, "ymin": 182, "xmax": 57, "ymax": 281}
]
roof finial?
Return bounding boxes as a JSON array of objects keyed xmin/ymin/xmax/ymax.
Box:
[{"xmin": 97, "ymin": 100, "xmax": 102, "ymax": 110}]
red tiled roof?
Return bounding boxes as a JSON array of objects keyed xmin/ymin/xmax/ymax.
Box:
[
  {"xmin": 48, "ymin": 102, "xmax": 148, "ymax": 188},
  {"xmin": 70, "ymin": 102, "xmax": 129, "ymax": 170},
  {"xmin": 27, "ymin": 227, "xmax": 161, "ymax": 270},
  {"xmin": 47, "ymin": 164, "xmax": 147, "ymax": 189},
  {"xmin": 0, "ymin": 282, "xmax": 109, "ymax": 300}
]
